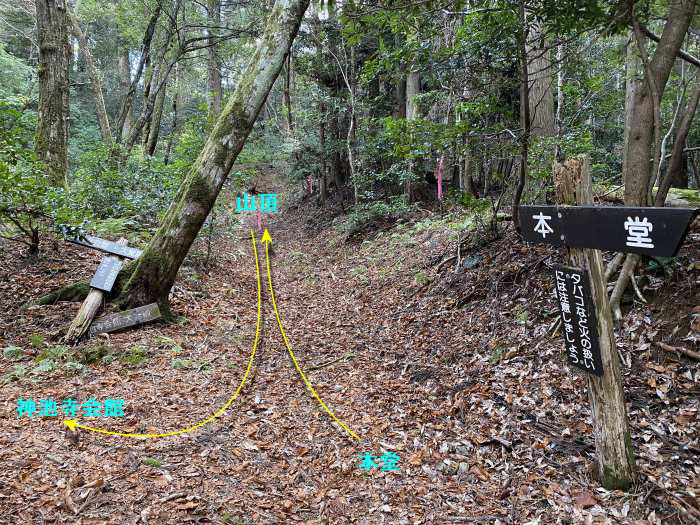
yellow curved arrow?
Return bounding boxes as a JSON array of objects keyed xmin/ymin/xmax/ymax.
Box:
[
  {"xmin": 62, "ymin": 229, "xmax": 262, "ymax": 437},
  {"xmin": 261, "ymin": 229, "xmax": 360, "ymax": 440}
]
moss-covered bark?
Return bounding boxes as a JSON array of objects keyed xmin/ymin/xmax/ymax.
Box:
[
  {"xmin": 28, "ymin": 281, "xmax": 92, "ymax": 307},
  {"xmin": 28, "ymin": 259, "xmax": 137, "ymax": 308},
  {"xmin": 121, "ymin": 0, "xmax": 310, "ymax": 309}
]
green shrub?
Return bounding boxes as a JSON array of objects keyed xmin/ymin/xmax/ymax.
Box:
[
  {"xmin": 0, "ymin": 98, "xmax": 79, "ymax": 255},
  {"xmin": 69, "ymin": 144, "xmax": 180, "ymax": 228}
]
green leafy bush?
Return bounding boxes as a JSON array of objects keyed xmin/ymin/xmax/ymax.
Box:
[
  {"xmin": 342, "ymin": 196, "xmax": 414, "ymax": 237},
  {"xmin": 0, "ymin": 98, "xmax": 78, "ymax": 255},
  {"xmin": 69, "ymin": 144, "xmax": 180, "ymax": 228}
]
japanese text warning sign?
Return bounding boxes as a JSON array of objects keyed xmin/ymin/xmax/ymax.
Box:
[{"xmin": 553, "ymin": 265, "xmax": 603, "ymax": 376}]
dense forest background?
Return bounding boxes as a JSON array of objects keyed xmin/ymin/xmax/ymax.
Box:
[{"xmin": 2, "ymin": 0, "xmax": 699, "ymax": 255}]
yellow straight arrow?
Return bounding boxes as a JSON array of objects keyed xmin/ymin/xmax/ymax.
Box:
[
  {"xmin": 62, "ymin": 229, "xmax": 263, "ymax": 437},
  {"xmin": 262, "ymin": 229, "xmax": 360, "ymax": 440}
]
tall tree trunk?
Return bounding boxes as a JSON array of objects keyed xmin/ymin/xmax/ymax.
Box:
[
  {"xmin": 283, "ymin": 53, "xmax": 294, "ymax": 134},
  {"xmin": 319, "ymin": 100, "xmax": 327, "ymax": 205},
  {"xmin": 129, "ymin": 54, "xmax": 170, "ymax": 154},
  {"xmin": 526, "ymin": 19, "xmax": 555, "ymax": 137},
  {"xmin": 612, "ymin": 1, "xmax": 695, "ymax": 319},
  {"xmin": 164, "ymin": 62, "xmax": 183, "ymax": 164},
  {"xmin": 35, "ymin": 0, "xmax": 70, "ymax": 187},
  {"xmin": 406, "ymin": 71, "xmax": 420, "ymax": 198},
  {"xmin": 512, "ymin": 0, "xmax": 530, "ymax": 231},
  {"xmin": 394, "ymin": 76, "xmax": 406, "ymax": 119},
  {"xmin": 121, "ymin": 0, "xmax": 310, "ymax": 309},
  {"xmin": 118, "ymin": 47, "xmax": 135, "ymax": 139},
  {"xmin": 127, "ymin": 10, "xmax": 179, "ymax": 157},
  {"xmin": 655, "ymin": 73, "xmax": 700, "ymax": 204},
  {"xmin": 207, "ymin": 0, "xmax": 223, "ymax": 121},
  {"xmin": 146, "ymin": 77, "xmax": 168, "ymax": 156},
  {"xmin": 69, "ymin": 11, "xmax": 112, "ymax": 143},
  {"xmin": 330, "ymin": 111, "xmax": 343, "ymax": 189},
  {"xmin": 622, "ymin": 33, "xmax": 642, "ymax": 184},
  {"xmin": 406, "ymin": 72, "xmax": 420, "ymax": 121},
  {"xmin": 624, "ymin": 0, "xmax": 696, "ymax": 207},
  {"xmin": 115, "ymin": 2, "xmax": 162, "ymax": 144},
  {"xmin": 555, "ymin": 40, "xmax": 564, "ymax": 158},
  {"xmin": 393, "ymin": 32, "xmax": 406, "ymax": 119}
]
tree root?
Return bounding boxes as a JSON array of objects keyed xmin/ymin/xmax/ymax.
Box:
[
  {"xmin": 655, "ymin": 341, "xmax": 700, "ymax": 361},
  {"xmin": 604, "ymin": 252, "xmax": 625, "ymax": 282},
  {"xmin": 25, "ymin": 260, "xmax": 138, "ymax": 311},
  {"xmin": 25, "ymin": 281, "xmax": 92, "ymax": 308},
  {"xmin": 630, "ymin": 270, "xmax": 647, "ymax": 303},
  {"xmin": 609, "ymin": 253, "xmax": 640, "ymax": 321}
]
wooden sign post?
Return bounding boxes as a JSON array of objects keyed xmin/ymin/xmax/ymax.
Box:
[
  {"xmin": 554, "ymin": 156, "xmax": 636, "ymax": 490},
  {"xmin": 517, "ymin": 158, "xmax": 697, "ymax": 489},
  {"xmin": 64, "ymin": 235, "xmax": 160, "ymax": 342},
  {"xmin": 65, "ymin": 238, "xmax": 131, "ymax": 342}
]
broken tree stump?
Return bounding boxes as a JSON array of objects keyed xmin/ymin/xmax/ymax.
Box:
[
  {"xmin": 555, "ymin": 156, "xmax": 636, "ymax": 490},
  {"xmin": 64, "ymin": 238, "xmax": 128, "ymax": 343}
]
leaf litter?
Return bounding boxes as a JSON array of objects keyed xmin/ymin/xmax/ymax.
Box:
[{"xmin": 0, "ymin": 170, "xmax": 698, "ymax": 524}]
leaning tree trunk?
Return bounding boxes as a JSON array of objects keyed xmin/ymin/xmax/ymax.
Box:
[
  {"xmin": 115, "ymin": 3, "xmax": 162, "ymax": 144},
  {"xmin": 654, "ymin": 74, "xmax": 700, "ymax": 205},
  {"xmin": 69, "ymin": 11, "xmax": 112, "ymax": 144},
  {"xmin": 35, "ymin": 0, "xmax": 70, "ymax": 187},
  {"xmin": 145, "ymin": 77, "xmax": 167, "ymax": 156},
  {"xmin": 120, "ymin": 0, "xmax": 310, "ymax": 309}
]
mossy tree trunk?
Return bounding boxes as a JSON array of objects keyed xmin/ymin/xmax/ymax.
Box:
[
  {"xmin": 35, "ymin": 0, "xmax": 70, "ymax": 187},
  {"xmin": 120, "ymin": 0, "xmax": 310, "ymax": 308}
]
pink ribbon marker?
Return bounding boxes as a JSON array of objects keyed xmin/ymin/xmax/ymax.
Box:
[
  {"xmin": 307, "ymin": 175, "xmax": 313, "ymax": 195},
  {"xmin": 436, "ymin": 155, "xmax": 444, "ymax": 201},
  {"xmin": 256, "ymin": 209, "xmax": 262, "ymax": 232}
]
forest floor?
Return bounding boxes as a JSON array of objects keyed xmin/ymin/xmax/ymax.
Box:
[{"xmin": 0, "ymin": 164, "xmax": 699, "ymax": 525}]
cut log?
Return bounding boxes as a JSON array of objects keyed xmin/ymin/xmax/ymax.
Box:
[{"xmin": 64, "ymin": 238, "xmax": 128, "ymax": 343}]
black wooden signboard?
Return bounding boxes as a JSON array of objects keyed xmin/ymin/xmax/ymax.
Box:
[
  {"xmin": 519, "ymin": 206, "xmax": 566, "ymax": 247},
  {"xmin": 69, "ymin": 235, "xmax": 143, "ymax": 260},
  {"xmin": 520, "ymin": 205, "xmax": 697, "ymax": 256},
  {"xmin": 553, "ymin": 265, "xmax": 603, "ymax": 376},
  {"xmin": 90, "ymin": 256, "xmax": 123, "ymax": 293},
  {"xmin": 88, "ymin": 303, "xmax": 161, "ymax": 337}
]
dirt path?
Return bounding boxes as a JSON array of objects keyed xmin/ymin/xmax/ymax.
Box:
[{"xmin": 0, "ymin": 169, "xmax": 698, "ymax": 524}]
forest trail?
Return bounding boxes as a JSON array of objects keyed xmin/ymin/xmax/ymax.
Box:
[{"xmin": 0, "ymin": 166, "xmax": 698, "ymax": 524}]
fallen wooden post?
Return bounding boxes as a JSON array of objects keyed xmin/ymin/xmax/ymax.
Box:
[{"xmin": 64, "ymin": 238, "xmax": 128, "ymax": 343}]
